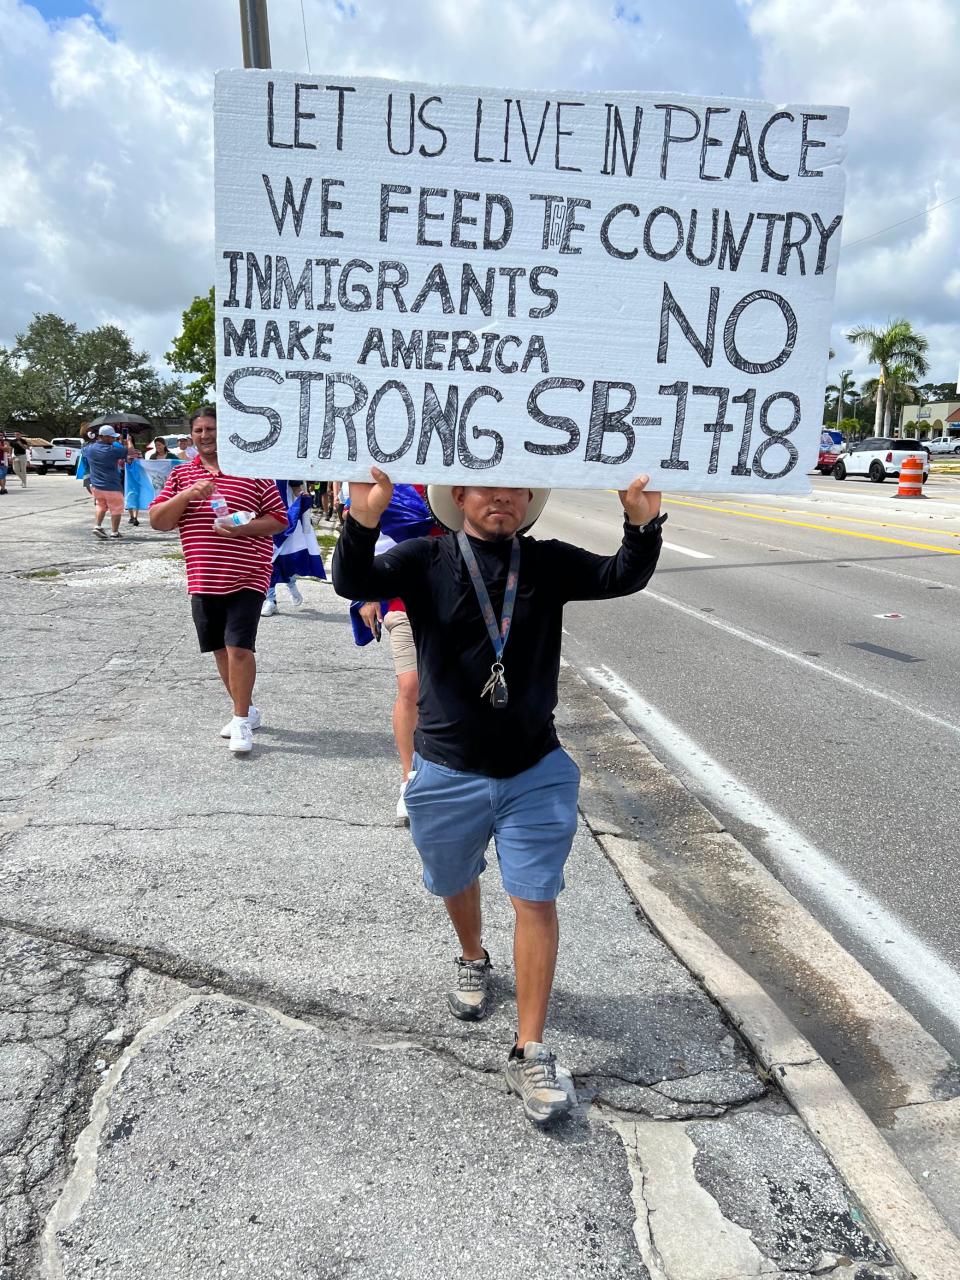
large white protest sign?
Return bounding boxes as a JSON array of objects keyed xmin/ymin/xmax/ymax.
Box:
[{"xmin": 214, "ymin": 72, "xmax": 847, "ymax": 492}]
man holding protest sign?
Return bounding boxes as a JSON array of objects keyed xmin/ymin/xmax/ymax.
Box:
[
  {"xmin": 334, "ymin": 470, "xmax": 663, "ymax": 1125},
  {"xmin": 214, "ymin": 68, "xmax": 845, "ymax": 1118}
]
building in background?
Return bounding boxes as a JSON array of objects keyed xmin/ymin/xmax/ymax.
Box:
[{"xmin": 900, "ymin": 400, "xmax": 960, "ymax": 439}]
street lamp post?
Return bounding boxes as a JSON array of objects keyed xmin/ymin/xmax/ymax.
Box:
[
  {"xmin": 239, "ymin": 0, "xmax": 271, "ymax": 69},
  {"xmin": 846, "ymin": 393, "xmax": 862, "ymax": 437}
]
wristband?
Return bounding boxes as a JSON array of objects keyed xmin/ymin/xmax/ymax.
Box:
[{"xmin": 628, "ymin": 512, "xmax": 667, "ymax": 535}]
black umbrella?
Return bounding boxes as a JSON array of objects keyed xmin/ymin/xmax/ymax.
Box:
[{"xmin": 89, "ymin": 412, "xmax": 152, "ymax": 427}]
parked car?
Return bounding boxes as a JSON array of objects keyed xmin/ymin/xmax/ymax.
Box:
[
  {"xmin": 34, "ymin": 436, "xmax": 85, "ymax": 473},
  {"xmin": 832, "ymin": 437, "xmax": 930, "ymax": 484},
  {"xmin": 928, "ymin": 435, "xmax": 960, "ymax": 456},
  {"xmin": 816, "ymin": 429, "xmax": 844, "ymax": 475}
]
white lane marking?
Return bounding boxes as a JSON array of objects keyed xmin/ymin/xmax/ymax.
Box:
[
  {"xmin": 661, "ymin": 539, "xmax": 714, "ymax": 560},
  {"xmin": 586, "ymin": 663, "xmax": 960, "ymax": 1038},
  {"xmin": 641, "ymin": 587, "xmax": 960, "ymax": 741}
]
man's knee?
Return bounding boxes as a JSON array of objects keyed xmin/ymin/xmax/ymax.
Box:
[
  {"xmin": 510, "ymin": 895, "xmax": 557, "ymax": 917},
  {"xmin": 226, "ymin": 645, "xmax": 255, "ymax": 664},
  {"xmin": 396, "ymin": 671, "xmax": 418, "ymax": 708}
]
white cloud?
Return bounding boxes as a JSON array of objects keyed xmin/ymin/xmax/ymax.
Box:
[
  {"xmin": 0, "ymin": 0, "xmax": 956, "ymax": 392},
  {"xmin": 740, "ymin": 0, "xmax": 960, "ymax": 380}
]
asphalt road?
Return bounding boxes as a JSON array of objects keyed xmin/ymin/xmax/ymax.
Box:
[{"xmin": 541, "ymin": 473, "xmax": 960, "ymax": 1059}]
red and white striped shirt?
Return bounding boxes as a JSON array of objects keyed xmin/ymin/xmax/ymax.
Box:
[{"xmin": 150, "ymin": 459, "xmax": 287, "ymax": 596}]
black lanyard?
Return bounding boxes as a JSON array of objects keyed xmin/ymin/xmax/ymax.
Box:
[{"xmin": 457, "ymin": 531, "xmax": 521, "ymax": 708}]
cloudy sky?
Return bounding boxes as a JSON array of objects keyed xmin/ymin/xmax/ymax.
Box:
[{"xmin": 1, "ymin": 0, "xmax": 958, "ymax": 389}]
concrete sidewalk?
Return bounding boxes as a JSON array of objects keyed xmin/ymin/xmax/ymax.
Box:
[{"xmin": 0, "ymin": 495, "xmax": 907, "ymax": 1279}]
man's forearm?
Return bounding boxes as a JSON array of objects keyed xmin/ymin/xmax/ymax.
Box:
[
  {"xmin": 238, "ymin": 516, "xmax": 287, "ymax": 537},
  {"xmin": 332, "ymin": 513, "xmax": 379, "ymax": 599},
  {"xmin": 149, "ymin": 491, "xmax": 194, "ymax": 530}
]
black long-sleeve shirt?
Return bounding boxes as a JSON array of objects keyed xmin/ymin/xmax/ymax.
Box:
[{"xmin": 333, "ymin": 513, "xmax": 663, "ymax": 777}]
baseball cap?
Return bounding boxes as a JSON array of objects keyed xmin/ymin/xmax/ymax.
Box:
[{"xmin": 98, "ymin": 425, "xmax": 119, "ymax": 438}]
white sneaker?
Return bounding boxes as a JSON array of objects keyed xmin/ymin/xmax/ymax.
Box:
[
  {"xmin": 395, "ymin": 771, "xmax": 416, "ymax": 827},
  {"xmin": 220, "ymin": 706, "xmax": 261, "ymax": 738},
  {"xmin": 289, "ymin": 585, "xmax": 304, "ymax": 608},
  {"xmin": 261, "ymin": 599, "xmax": 278, "ymax": 617},
  {"xmin": 228, "ymin": 720, "xmax": 254, "ymax": 754}
]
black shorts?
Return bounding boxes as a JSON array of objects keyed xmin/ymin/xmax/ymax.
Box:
[{"xmin": 191, "ymin": 589, "xmax": 264, "ymax": 653}]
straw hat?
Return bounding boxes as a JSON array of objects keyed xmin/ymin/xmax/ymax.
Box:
[{"xmin": 426, "ymin": 486, "xmax": 551, "ymax": 533}]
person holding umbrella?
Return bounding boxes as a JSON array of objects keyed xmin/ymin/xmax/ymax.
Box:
[{"xmin": 81, "ymin": 425, "xmax": 136, "ymax": 539}]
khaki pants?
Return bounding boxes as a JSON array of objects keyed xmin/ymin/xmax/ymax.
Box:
[{"xmin": 11, "ymin": 456, "xmax": 27, "ymax": 485}]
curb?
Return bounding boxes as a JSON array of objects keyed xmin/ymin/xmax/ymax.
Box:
[{"xmin": 561, "ymin": 668, "xmax": 960, "ymax": 1279}]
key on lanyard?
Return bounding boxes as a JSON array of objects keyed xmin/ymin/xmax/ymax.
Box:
[{"xmin": 457, "ymin": 532, "xmax": 520, "ymax": 711}]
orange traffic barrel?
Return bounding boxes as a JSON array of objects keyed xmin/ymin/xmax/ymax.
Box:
[{"xmin": 896, "ymin": 454, "xmax": 925, "ymax": 499}]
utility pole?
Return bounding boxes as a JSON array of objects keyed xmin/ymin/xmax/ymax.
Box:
[{"xmin": 239, "ymin": 0, "xmax": 271, "ymax": 68}]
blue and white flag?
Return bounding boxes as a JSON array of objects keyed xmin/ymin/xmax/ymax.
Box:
[
  {"xmin": 124, "ymin": 458, "xmax": 177, "ymax": 511},
  {"xmin": 140, "ymin": 457, "xmax": 181, "ymax": 495},
  {"xmin": 271, "ymin": 481, "xmax": 327, "ymax": 585},
  {"xmin": 350, "ymin": 484, "xmax": 435, "ymax": 647}
]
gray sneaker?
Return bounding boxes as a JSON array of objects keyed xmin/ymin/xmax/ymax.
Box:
[
  {"xmin": 447, "ymin": 950, "xmax": 492, "ymax": 1021},
  {"xmin": 505, "ymin": 1042, "xmax": 575, "ymax": 1125}
]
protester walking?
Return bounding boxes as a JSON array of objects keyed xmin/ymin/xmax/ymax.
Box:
[
  {"xmin": 148, "ymin": 406, "xmax": 287, "ymax": 755},
  {"xmin": 121, "ymin": 429, "xmax": 143, "ymax": 526},
  {"xmin": 334, "ymin": 472, "xmax": 664, "ymax": 1126},
  {"xmin": 81, "ymin": 426, "xmax": 134, "ymax": 539},
  {"xmin": 9, "ymin": 432, "xmax": 29, "ymax": 487},
  {"xmin": 261, "ymin": 480, "xmax": 326, "ymax": 617},
  {"xmin": 0, "ymin": 433, "xmax": 9, "ymax": 495},
  {"xmin": 79, "ymin": 425, "xmax": 97, "ymax": 492},
  {"xmin": 352, "ymin": 484, "xmax": 439, "ymax": 824}
]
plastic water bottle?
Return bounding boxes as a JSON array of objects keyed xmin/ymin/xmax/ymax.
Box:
[
  {"xmin": 217, "ymin": 510, "xmax": 255, "ymax": 528},
  {"xmin": 210, "ymin": 493, "xmax": 229, "ymax": 522}
]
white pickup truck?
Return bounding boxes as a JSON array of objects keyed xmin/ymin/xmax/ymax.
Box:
[{"xmin": 27, "ymin": 436, "xmax": 85, "ymax": 474}]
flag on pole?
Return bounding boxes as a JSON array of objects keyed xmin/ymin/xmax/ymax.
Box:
[{"xmin": 349, "ymin": 484, "xmax": 435, "ymax": 647}]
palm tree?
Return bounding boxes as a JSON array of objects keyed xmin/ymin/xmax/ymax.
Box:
[
  {"xmin": 881, "ymin": 364, "xmax": 919, "ymax": 433},
  {"xmin": 846, "ymin": 319, "xmax": 930, "ymax": 434},
  {"xmin": 860, "ymin": 366, "xmax": 918, "ymax": 433},
  {"xmin": 825, "ymin": 369, "xmax": 857, "ymax": 425}
]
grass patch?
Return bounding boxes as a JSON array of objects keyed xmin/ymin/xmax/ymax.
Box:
[
  {"xmin": 316, "ymin": 532, "xmax": 339, "ymax": 555},
  {"xmin": 162, "ymin": 549, "xmax": 185, "ymax": 561},
  {"xmin": 21, "ymin": 567, "xmax": 61, "ymax": 579}
]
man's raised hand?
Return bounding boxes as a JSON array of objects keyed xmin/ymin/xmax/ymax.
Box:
[
  {"xmin": 348, "ymin": 468, "xmax": 394, "ymax": 529},
  {"xmin": 619, "ymin": 475, "xmax": 662, "ymax": 528},
  {"xmin": 189, "ymin": 478, "xmax": 216, "ymax": 501}
]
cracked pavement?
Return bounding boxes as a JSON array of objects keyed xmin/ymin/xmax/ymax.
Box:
[{"xmin": 0, "ymin": 481, "xmax": 905, "ymax": 1279}]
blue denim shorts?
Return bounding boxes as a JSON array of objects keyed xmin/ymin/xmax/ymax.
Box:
[{"xmin": 404, "ymin": 747, "xmax": 581, "ymax": 902}]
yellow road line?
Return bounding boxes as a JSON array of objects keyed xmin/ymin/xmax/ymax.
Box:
[
  {"xmin": 686, "ymin": 496, "xmax": 960, "ymax": 537},
  {"xmin": 681, "ymin": 496, "xmax": 960, "ymax": 539},
  {"xmin": 667, "ymin": 499, "xmax": 960, "ymax": 555}
]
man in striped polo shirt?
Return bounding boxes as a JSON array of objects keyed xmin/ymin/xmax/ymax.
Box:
[{"xmin": 149, "ymin": 406, "xmax": 287, "ymax": 754}]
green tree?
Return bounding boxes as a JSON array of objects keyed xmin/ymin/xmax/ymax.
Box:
[
  {"xmin": 845, "ymin": 318, "xmax": 930, "ymax": 434},
  {"xmin": 825, "ymin": 369, "xmax": 857, "ymax": 426},
  {"xmin": 130, "ymin": 370, "xmax": 187, "ymax": 421},
  {"xmin": 11, "ymin": 313, "xmax": 183, "ymax": 431},
  {"xmin": 917, "ymin": 381, "xmax": 957, "ymax": 405},
  {"xmin": 166, "ymin": 287, "xmax": 215, "ymax": 412},
  {"xmin": 0, "ymin": 348, "xmax": 26, "ymax": 427}
]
